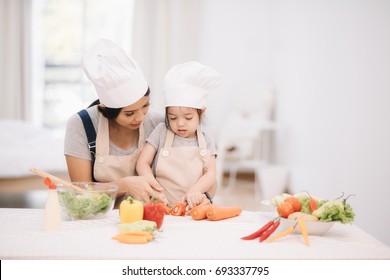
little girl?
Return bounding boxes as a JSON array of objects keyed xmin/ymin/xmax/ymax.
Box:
[{"xmin": 136, "ymin": 61, "xmax": 222, "ymax": 209}]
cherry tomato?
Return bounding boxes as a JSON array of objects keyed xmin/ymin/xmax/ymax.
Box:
[
  {"xmin": 277, "ymin": 201, "xmax": 294, "ymax": 218},
  {"xmin": 285, "ymin": 196, "xmax": 302, "ymax": 212}
]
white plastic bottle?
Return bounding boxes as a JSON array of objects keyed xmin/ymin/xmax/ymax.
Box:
[{"xmin": 44, "ymin": 183, "xmax": 61, "ymax": 231}]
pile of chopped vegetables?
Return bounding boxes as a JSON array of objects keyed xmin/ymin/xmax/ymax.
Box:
[{"xmin": 58, "ymin": 191, "xmax": 113, "ymax": 219}]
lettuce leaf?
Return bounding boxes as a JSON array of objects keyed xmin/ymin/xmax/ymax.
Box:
[
  {"xmin": 312, "ymin": 199, "xmax": 355, "ymax": 224},
  {"xmin": 58, "ymin": 191, "xmax": 112, "ymax": 219}
]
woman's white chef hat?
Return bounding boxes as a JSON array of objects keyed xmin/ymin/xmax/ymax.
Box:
[
  {"xmin": 82, "ymin": 39, "xmax": 148, "ymax": 108},
  {"xmin": 163, "ymin": 61, "xmax": 222, "ymax": 109}
]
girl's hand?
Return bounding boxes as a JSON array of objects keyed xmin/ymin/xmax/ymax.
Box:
[{"xmin": 182, "ymin": 192, "xmax": 210, "ymax": 210}]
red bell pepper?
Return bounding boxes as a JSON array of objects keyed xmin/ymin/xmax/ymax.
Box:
[{"xmin": 143, "ymin": 199, "xmax": 165, "ymax": 229}]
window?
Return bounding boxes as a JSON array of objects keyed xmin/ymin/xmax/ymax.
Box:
[{"xmin": 34, "ymin": 0, "xmax": 135, "ymax": 129}]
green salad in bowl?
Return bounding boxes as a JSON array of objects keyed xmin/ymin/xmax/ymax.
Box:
[
  {"xmin": 269, "ymin": 191, "xmax": 356, "ymax": 235},
  {"xmin": 57, "ymin": 182, "xmax": 118, "ymax": 220}
]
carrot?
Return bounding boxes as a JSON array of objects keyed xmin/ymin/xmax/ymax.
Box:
[
  {"xmin": 164, "ymin": 205, "xmax": 172, "ymax": 215},
  {"xmin": 266, "ymin": 223, "xmax": 296, "ymax": 243},
  {"xmin": 190, "ymin": 204, "xmax": 214, "ymax": 220},
  {"xmin": 206, "ymin": 206, "xmax": 242, "ymax": 221},
  {"xmin": 119, "ymin": 231, "xmax": 154, "ymax": 241},
  {"xmin": 112, "ymin": 234, "xmax": 150, "ymax": 244},
  {"xmin": 297, "ymin": 218, "xmax": 310, "ymax": 246}
]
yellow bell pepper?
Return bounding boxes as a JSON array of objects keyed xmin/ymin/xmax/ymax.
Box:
[{"xmin": 119, "ymin": 196, "xmax": 144, "ymax": 223}]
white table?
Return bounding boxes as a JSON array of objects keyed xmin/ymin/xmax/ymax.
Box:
[{"xmin": 0, "ymin": 208, "xmax": 389, "ymax": 260}]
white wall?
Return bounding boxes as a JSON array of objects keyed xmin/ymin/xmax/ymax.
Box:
[
  {"xmin": 197, "ymin": 0, "xmax": 275, "ymax": 139},
  {"xmin": 199, "ymin": 0, "xmax": 390, "ymax": 246},
  {"xmin": 273, "ymin": 0, "xmax": 390, "ymax": 246}
]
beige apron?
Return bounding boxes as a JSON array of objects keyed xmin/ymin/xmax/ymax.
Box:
[
  {"xmin": 94, "ymin": 113, "xmax": 145, "ymax": 182},
  {"xmin": 156, "ymin": 128, "xmax": 210, "ymax": 206}
]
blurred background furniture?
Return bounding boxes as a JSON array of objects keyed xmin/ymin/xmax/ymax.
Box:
[
  {"xmin": 0, "ymin": 120, "xmax": 68, "ymax": 192},
  {"xmin": 216, "ymin": 89, "xmax": 288, "ymax": 201}
]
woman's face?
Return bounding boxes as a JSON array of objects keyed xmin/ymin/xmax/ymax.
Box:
[
  {"xmin": 167, "ymin": 106, "xmax": 200, "ymax": 138},
  {"xmin": 115, "ymin": 96, "xmax": 150, "ymax": 130}
]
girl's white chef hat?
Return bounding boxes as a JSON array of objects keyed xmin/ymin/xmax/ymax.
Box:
[
  {"xmin": 163, "ymin": 61, "xmax": 222, "ymax": 109},
  {"xmin": 82, "ymin": 39, "xmax": 148, "ymax": 108}
]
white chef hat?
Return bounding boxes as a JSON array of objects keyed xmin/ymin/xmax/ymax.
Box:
[
  {"xmin": 163, "ymin": 61, "xmax": 222, "ymax": 109},
  {"xmin": 82, "ymin": 39, "xmax": 148, "ymax": 108}
]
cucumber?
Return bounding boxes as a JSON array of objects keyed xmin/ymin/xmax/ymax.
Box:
[{"xmin": 117, "ymin": 220, "xmax": 157, "ymax": 234}]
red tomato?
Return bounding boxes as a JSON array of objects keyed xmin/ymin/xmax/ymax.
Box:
[
  {"xmin": 143, "ymin": 202, "xmax": 165, "ymax": 229},
  {"xmin": 170, "ymin": 202, "xmax": 186, "ymax": 216},
  {"xmin": 277, "ymin": 202, "xmax": 294, "ymax": 218},
  {"xmin": 285, "ymin": 196, "xmax": 302, "ymax": 212}
]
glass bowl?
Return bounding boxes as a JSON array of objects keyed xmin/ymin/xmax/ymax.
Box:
[{"xmin": 57, "ymin": 182, "xmax": 118, "ymax": 220}]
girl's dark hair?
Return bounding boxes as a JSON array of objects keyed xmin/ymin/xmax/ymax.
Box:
[
  {"xmin": 165, "ymin": 107, "xmax": 204, "ymax": 130},
  {"xmin": 88, "ymin": 87, "xmax": 150, "ymax": 119}
]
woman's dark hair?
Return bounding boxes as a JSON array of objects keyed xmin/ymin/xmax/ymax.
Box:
[{"xmin": 88, "ymin": 87, "xmax": 150, "ymax": 119}]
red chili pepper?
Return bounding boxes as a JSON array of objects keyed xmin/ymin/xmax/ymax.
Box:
[
  {"xmin": 303, "ymin": 190, "xmax": 317, "ymax": 212},
  {"xmin": 309, "ymin": 198, "xmax": 317, "ymax": 212},
  {"xmin": 259, "ymin": 220, "xmax": 280, "ymax": 242},
  {"xmin": 241, "ymin": 218, "xmax": 277, "ymax": 240}
]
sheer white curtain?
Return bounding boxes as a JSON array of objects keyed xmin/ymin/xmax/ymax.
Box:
[
  {"xmin": 0, "ymin": 0, "xmax": 33, "ymax": 121},
  {"xmin": 132, "ymin": 0, "xmax": 202, "ymax": 111}
]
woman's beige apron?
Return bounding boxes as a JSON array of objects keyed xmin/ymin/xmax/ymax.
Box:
[
  {"xmin": 155, "ymin": 128, "xmax": 210, "ymax": 205},
  {"xmin": 94, "ymin": 114, "xmax": 145, "ymax": 182}
]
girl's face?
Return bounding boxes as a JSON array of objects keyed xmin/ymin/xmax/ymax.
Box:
[
  {"xmin": 115, "ymin": 96, "xmax": 150, "ymax": 130},
  {"xmin": 167, "ymin": 107, "xmax": 200, "ymax": 138}
]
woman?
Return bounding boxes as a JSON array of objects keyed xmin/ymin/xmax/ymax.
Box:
[{"xmin": 64, "ymin": 39, "xmax": 165, "ymax": 203}]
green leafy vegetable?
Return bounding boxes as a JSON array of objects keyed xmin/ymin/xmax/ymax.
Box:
[
  {"xmin": 297, "ymin": 196, "xmax": 327, "ymax": 214},
  {"xmin": 312, "ymin": 199, "xmax": 355, "ymax": 224},
  {"xmin": 58, "ymin": 191, "xmax": 113, "ymax": 219}
]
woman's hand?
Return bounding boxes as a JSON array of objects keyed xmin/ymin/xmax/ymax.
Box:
[
  {"xmin": 144, "ymin": 175, "xmax": 163, "ymax": 192},
  {"xmin": 117, "ymin": 176, "xmax": 167, "ymax": 204}
]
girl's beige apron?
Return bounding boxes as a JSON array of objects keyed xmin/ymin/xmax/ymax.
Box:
[
  {"xmin": 94, "ymin": 114, "xmax": 145, "ymax": 182},
  {"xmin": 156, "ymin": 129, "xmax": 210, "ymax": 205}
]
